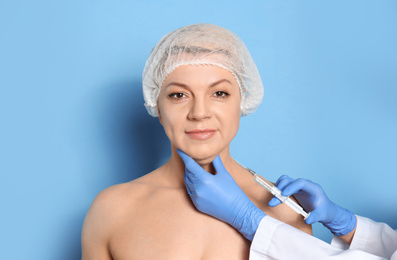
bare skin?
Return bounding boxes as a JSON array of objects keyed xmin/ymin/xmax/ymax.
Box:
[
  {"xmin": 82, "ymin": 148, "xmax": 312, "ymax": 260},
  {"xmin": 81, "ymin": 65, "xmax": 312, "ymax": 259},
  {"xmin": 339, "ymin": 222, "xmax": 357, "ymax": 245}
]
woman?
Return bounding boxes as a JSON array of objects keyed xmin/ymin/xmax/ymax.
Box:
[{"xmin": 81, "ymin": 23, "xmax": 312, "ymax": 259}]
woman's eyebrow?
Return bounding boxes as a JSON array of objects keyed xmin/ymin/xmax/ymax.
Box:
[
  {"xmin": 209, "ymin": 79, "xmax": 232, "ymax": 87},
  {"xmin": 165, "ymin": 82, "xmax": 188, "ymax": 89},
  {"xmin": 166, "ymin": 79, "xmax": 232, "ymax": 89}
]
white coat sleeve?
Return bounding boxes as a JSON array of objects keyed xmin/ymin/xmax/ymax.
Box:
[
  {"xmin": 331, "ymin": 216, "xmax": 397, "ymax": 259},
  {"xmin": 249, "ymin": 216, "xmax": 388, "ymax": 260}
]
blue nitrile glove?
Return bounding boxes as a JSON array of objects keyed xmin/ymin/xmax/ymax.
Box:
[
  {"xmin": 177, "ymin": 149, "xmax": 266, "ymax": 241},
  {"xmin": 268, "ymin": 175, "xmax": 357, "ymax": 236}
]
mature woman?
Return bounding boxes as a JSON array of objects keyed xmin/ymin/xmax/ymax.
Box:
[{"xmin": 81, "ymin": 23, "xmax": 312, "ymax": 259}]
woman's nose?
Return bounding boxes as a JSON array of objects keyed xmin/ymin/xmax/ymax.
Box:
[{"xmin": 187, "ymin": 97, "xmax": 212, "ymax": 120}]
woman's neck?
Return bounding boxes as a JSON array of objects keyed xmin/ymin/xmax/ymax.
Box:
[{"xmin": 162, "ymin": 147, "xmax": 235, "ymax": 188}]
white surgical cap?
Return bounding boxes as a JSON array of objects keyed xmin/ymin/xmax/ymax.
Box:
[{"xmin": 142, "ymin": 23, "xmax": 264, "ymax": 117}]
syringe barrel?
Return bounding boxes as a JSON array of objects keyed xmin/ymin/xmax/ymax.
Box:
[
  {"xmin": 283, "ymin": 197, "xmax": 309, "ymax": 219},
  {"xmin": 269, "ymin": 187, "xmax": 288, "ymax": 203},
  {"xmin": 254, "ymin": 174, "xmax": 309, "ymax": 219}
]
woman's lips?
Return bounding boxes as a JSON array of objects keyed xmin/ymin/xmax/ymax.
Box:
[{"xmin": 185, "ymin": 129, "xmax": 216, "ymax": 140}]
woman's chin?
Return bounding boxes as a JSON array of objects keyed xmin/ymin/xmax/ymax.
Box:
[
  {"xmin": 193, "ymin": 156, "xmax": 216, "ymax": 167},
  {"xmin": 181, "ymin": 149, "xmax": 217, "ymax": 166},
  {"xmin": 174, "ymin": 143, "xmax": 226, "ymax": 169},
  {"xmin": 189, "ymin": 156, "xmax": 216, "ymax": 174}
]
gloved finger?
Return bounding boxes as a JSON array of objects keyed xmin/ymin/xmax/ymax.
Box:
[
  {"xmin": 184, "ymin": 169, "xmax": 192, "ymax": 184},
  {"xmin": 280, "ymin": 178, "xmax": 308, "ymax": 197},
  {"xmin": 177, "ymin": 149, "xmax": 209, "ymax": 180},
  {"xmin": 184, "ymin": 168, "xmax": 210, "ymax": 195},
  {"xmin": 268, "ymin": 197, "xmax": 282, "ymax": 207},
  {"xmin": 183, "ymin": 172, "xmax": 195, "ymax": 196},
  {"xmin": 275, "ymin": 174, "xmax": 293, "ymax": 186},
  {"xmin": 212, "ymin": 155, "xmax": 227, "ymax": 175},
  {"xmin": 304, "ymin": 209, "xmax": 321, "ymax": 225},
  {"xmin": 275, "ymin": 175, "xmax": 295, "ymax": 191},
  {"xmin": 275, "ymin": 175, "xmax": 285, "ymax": 186},
  {"xmin": 212, "ymin": 154, "xmax": 230, "ymax": 181}
]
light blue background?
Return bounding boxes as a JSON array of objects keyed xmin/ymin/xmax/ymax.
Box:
[{"xmin": 1, "ymin": 1, "xmax": 396, "ymax": 259}]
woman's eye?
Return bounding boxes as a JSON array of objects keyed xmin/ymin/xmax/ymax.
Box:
[
  {"xmin": 213, "ymin": 91, "xmax": 230, "ymax": 98},
  {"xmin": 168, "ymin": 92, "xmax": 187, "ymax": 100}
]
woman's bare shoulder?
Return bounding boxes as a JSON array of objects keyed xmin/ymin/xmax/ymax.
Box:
[
  {"xmin": 91, "ymin": 172, "xmax": 162, "ymax": 212},
  {"xmin": 86, "ymin": 172, "xmax": 159, "ymax": 221},
  {"xmin": 82, "ymin": 173, "xmax": 163, "ymax": 259},
  {"xmin": 82, "ymin": 172, "xmax": 163, "ymax": 239}
]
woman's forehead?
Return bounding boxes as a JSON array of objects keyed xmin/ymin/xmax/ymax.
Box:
[{"xmin": 162, "ymin": 64, "xmax": 239, "ymax": 89}]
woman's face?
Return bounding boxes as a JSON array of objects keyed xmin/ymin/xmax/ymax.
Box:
[{"xmin": 157, "ymin": 65, "xmax": 241, "ymax": 163}]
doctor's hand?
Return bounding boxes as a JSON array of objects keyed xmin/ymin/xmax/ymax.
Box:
[
  {"xmin": 177, "ymin": 149, "xmax": 266, "ymax": 241},
  {"xmin": 268, "ymin": 175, "xmax": 357, "ymax": 237}
]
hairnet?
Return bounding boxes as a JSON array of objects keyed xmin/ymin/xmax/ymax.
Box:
[{"xmin": 142, "ymin": 23, "xmax": 264, "ymax": 117}]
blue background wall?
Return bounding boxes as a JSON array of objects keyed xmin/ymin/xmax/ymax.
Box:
[{"xmin": 1, "ymin": 1, "xmax": 396, "ymax": 259}]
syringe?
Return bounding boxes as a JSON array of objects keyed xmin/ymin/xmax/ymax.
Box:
[{"xmin": 244, "ymin": 167, "xmax": 310, "ymax": 219}]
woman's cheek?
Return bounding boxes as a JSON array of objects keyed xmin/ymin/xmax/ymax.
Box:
[{"xmin": 162, "ymin": 115, "xmax": 182, "ymax": 144}]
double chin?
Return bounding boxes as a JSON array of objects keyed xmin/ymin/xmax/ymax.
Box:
[
  {"xmin": 195, "ymin": 156, "xmax": 216, "ymax": 170},
  {"xmin": 195, "ymin": 158, "xmax": 216, "ymax": 174}
]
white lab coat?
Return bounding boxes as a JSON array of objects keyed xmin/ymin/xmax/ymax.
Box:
[{"xmin": 250, "ymin": 215, "xmax": 397, "ymax": 260}]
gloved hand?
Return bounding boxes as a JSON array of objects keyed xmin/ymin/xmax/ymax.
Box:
[
  {"xmin": 268, "ymin": 175, "xmax": 357, "ymax": 236},
  {"xmin": 177, "ymin": 149, "xmax": 266, "ymax": 241}
]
